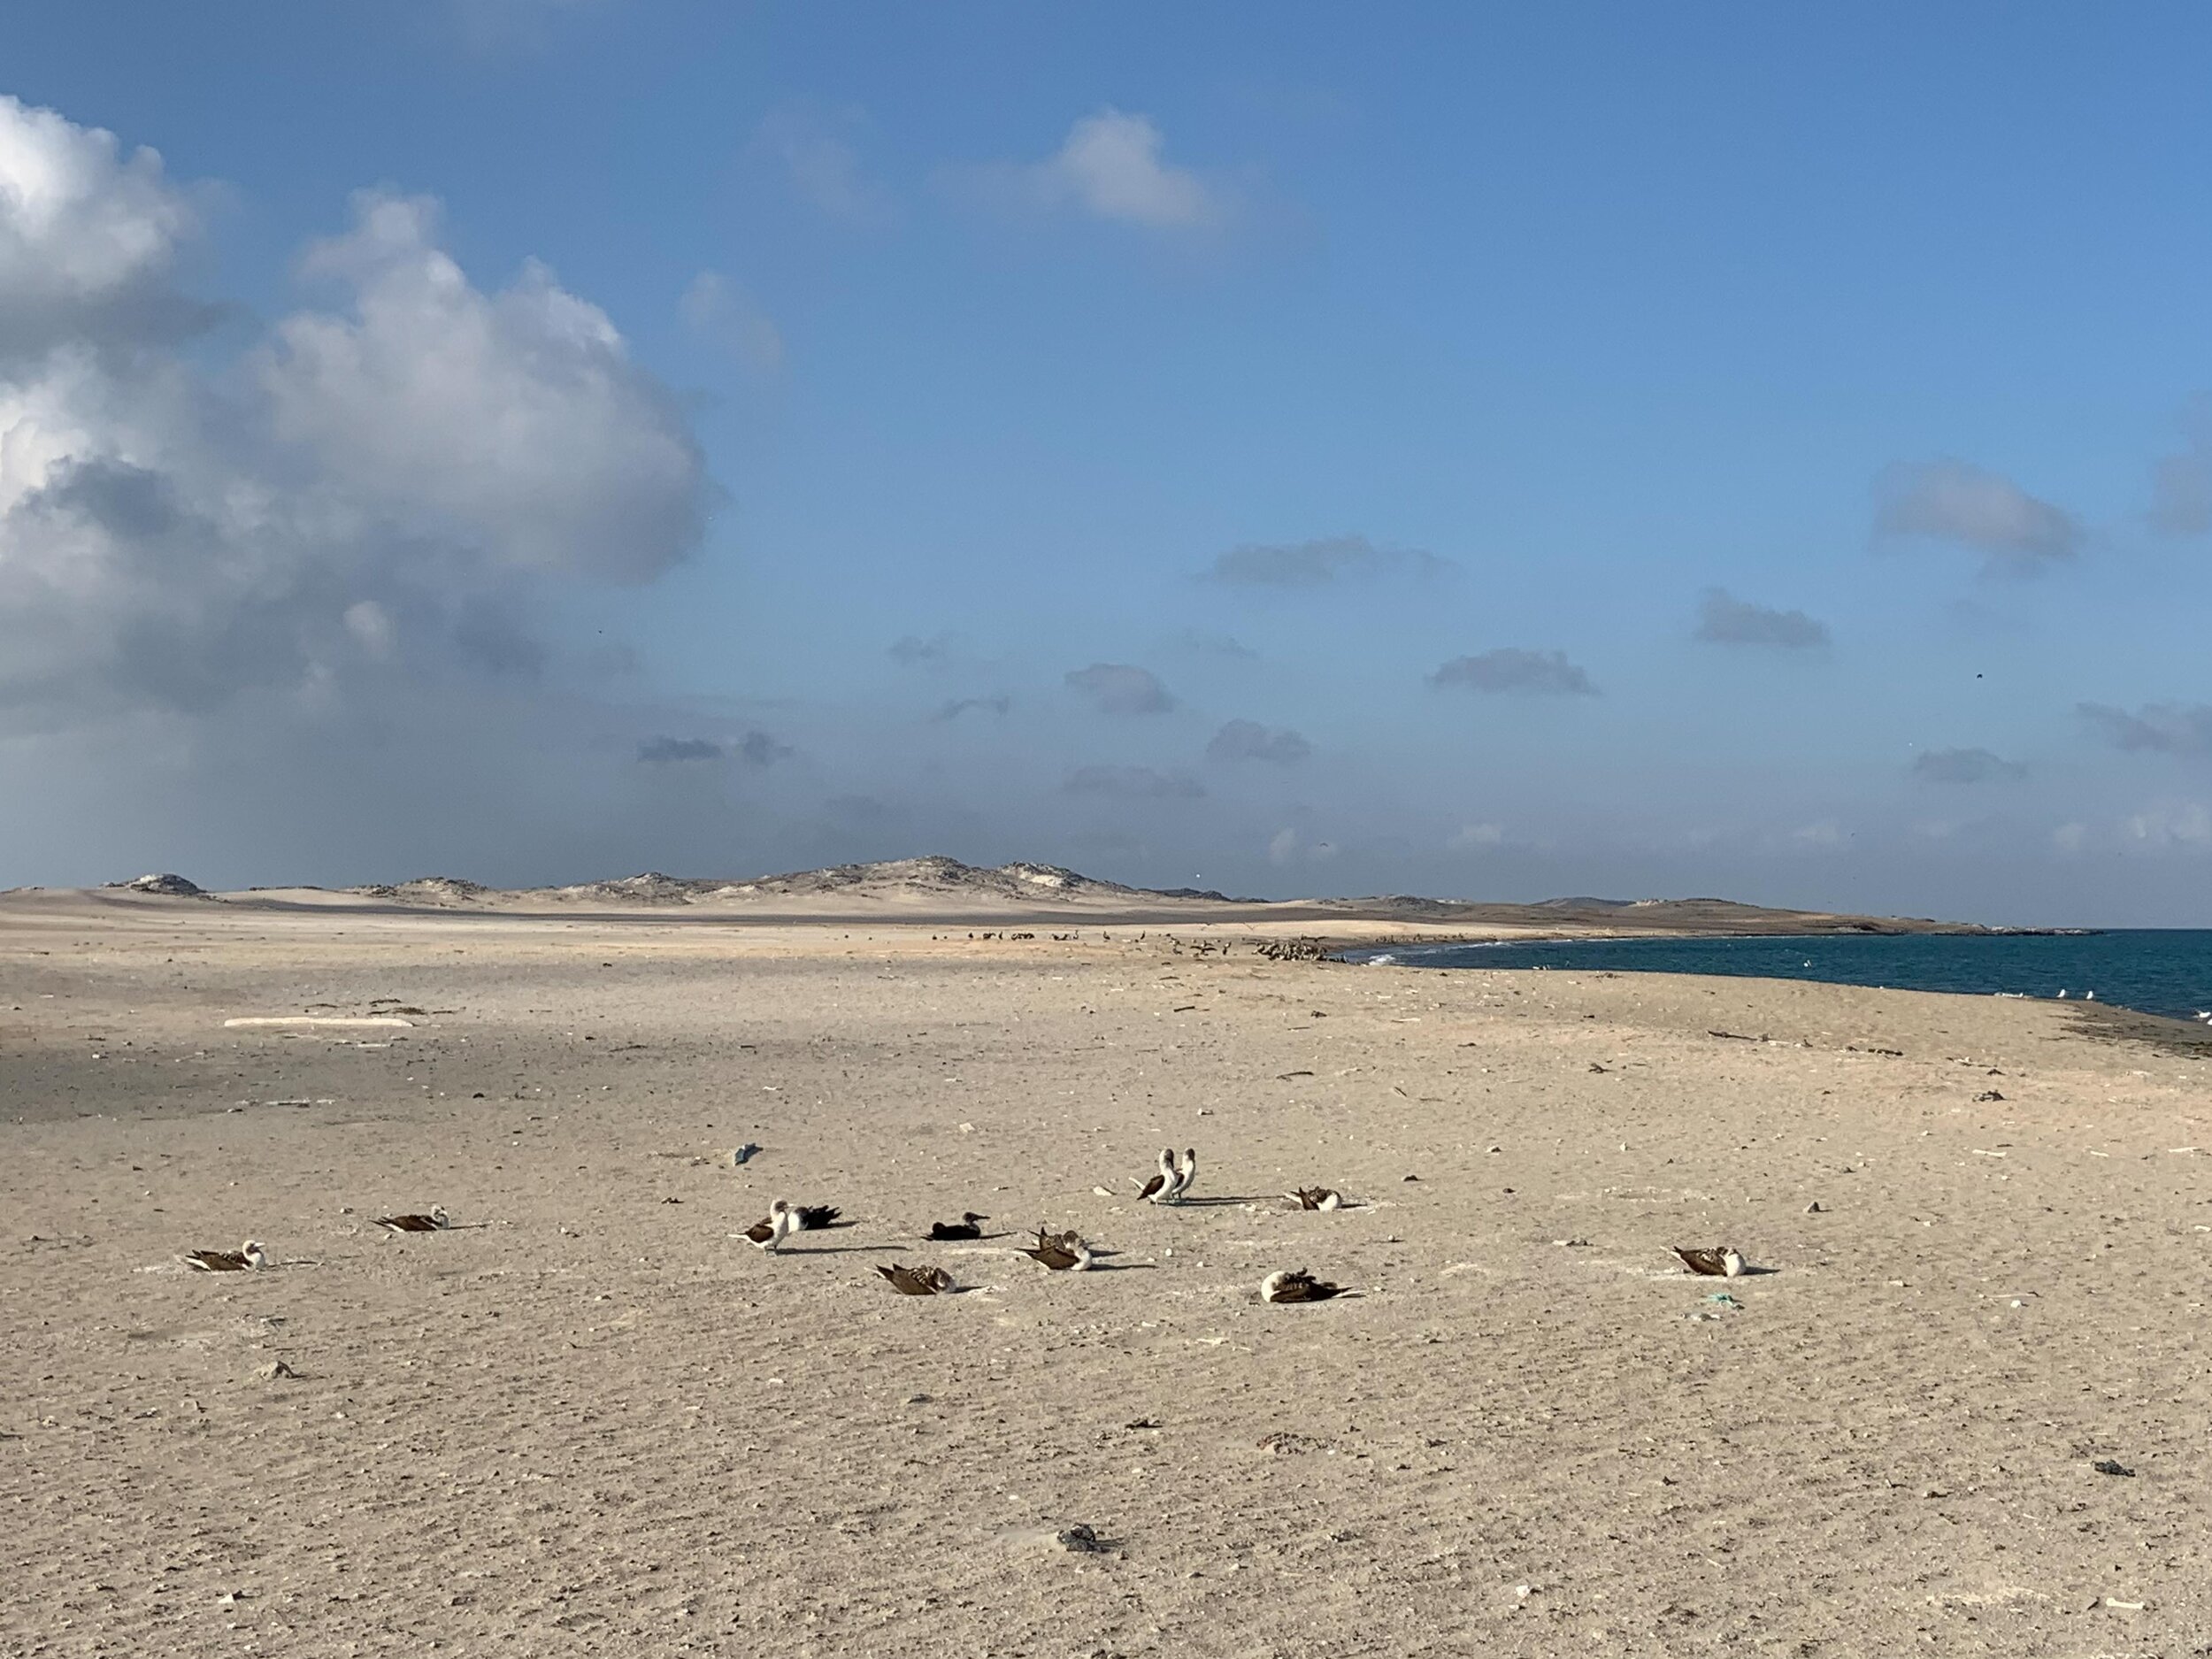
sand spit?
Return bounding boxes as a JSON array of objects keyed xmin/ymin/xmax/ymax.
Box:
[{"xmin": 3, "ymin": 898, "xmax": 2208, "ymax": 1655}]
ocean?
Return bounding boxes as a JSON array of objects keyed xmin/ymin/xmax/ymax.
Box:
[{"xmin": 1348, "ymin": 930, "xmax": 2212, "ymax": 1024}]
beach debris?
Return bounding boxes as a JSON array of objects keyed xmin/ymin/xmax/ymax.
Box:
[
  {"xmin": 1672, "ymin": 1246, "xmax": 1745, "ymax": 1279},
  {"xmin": 1285, "ymin": 1187, "xmax": 1345, "ymax": 1211},
  {"xmin": 1054, "ymin": 1524, "xmax": 1109, "ymax": 1554},
  {"xmin": 1975, "ymin": 1090, "xmax": 2007, "ymax": 1102},
  {"xmin": 792, "ymin": 1205, "xmax": 844, "ymax": 1231},
  {"xmin": 221, "ymin": 1015, "xmax": 414, "ymax": 1030},
  {"xmin": 373, "ymin": 1206, "xmax": 449, "ymax": 1235},
  {"xmin": 877, "ymin": 1263, "xmax": 955, "ymax": 1296},
  {"xmin": 1261, "ymin": 1268, "xmax": 1351, "ymax": 1303},
  {"xmin": 2092, "ymin": 1458, "xmax": 2136, "ymax": 1478},
  {"xmin": 926, "ymin": 1213, "xmax": 988, "ymax": 1240},
  {"xmin": 1705, "ymin": 1292, "xmax": 1742, "ymax": 1309},
  {"xmin": 1137, "ymin": 1148, "xmax": 1177, "ymax": 1203},
  {"xmin": 1805, "ymin": 1201, "xmax": 1824, "ymax": 1214},
  {"xmin": 182, "ymin": 1240, "xmax": 266, "ymax": 1273},
  {"xmin": 254, "ymin": 1360, "xmax": 300, "ymax": 1380},
  {"xmin": 731, "ymin": 1143, "xmax": 760, "ymax": 1166},
  {"xmin": 739, "ymin": 1200, "xmax": 801, "ymax": 1253},
  {"xmin": 1256, "ymin": 1430, "xmax": 1327, "ymax": 1455},
  {"xmin": 1709, "ymin": 1029, "xmax": 1767, "ymax": 1042},
  {"xmin": 1019, "ymin": 1226, "xmax": 1094, "ymax": 1271},
  {"xmin": 1552, "ymin": 1238, "xmax": 1591, "ymax": 1248},
  {"xmin": 1276, "ymin": 1070, "xmax": 1315, "ymax": 1080}
]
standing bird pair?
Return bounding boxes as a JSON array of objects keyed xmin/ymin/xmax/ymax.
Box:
[{"xmin": 1137, "ymin": 1148, "xmax": 1198, "ymax": 1204}]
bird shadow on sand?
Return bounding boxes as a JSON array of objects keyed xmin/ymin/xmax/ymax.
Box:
[
  {"xmin": 1171, "ymin": 1195, "xmax": 1271, "ymax": 1209},
  {"xmin": 787, "ymin": 1242, "xmax": 904, "ymax": 1256}
]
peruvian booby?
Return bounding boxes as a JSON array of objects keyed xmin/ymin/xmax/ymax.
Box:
[
  {"xmin": 1137, "ymin": 1148, "xmax": 1177, "ymax": 1203},
  {"xmin": 741, "ymin": 1199, "xmax": 802, "ymax": 1252},
  {"xmin": 1285, "ymin": 1187, "xmax": 1344, "ymax": 1211},
  {"xmin": 877, "ymin": 1263, "xmax": 955, "ymax": 1295},
  {"xmin": 793, "ymin": 1204, "xmax": 843, "ymax": 1231},
  {"xmin": 373, "ymin": 1206, "xmax": 449, "ymax": 1234},
  {"xmin": 183, "ymin": 1240, "xmax": 267, "ymax": 1273},
  {"xmin": 926, "ymin": 1213, "xmax": 988, "ymax": 1240},
  {"xmin": 1164, "ymin": 1148, "xmax": 1198, "ymax": 1202},
  {"xmin": 1260, "ymin": 1268, "xmax": 1348, "ymax": 1303},
  {"xmin": 1673, "ymin": 1246, "xmax": 1746, "ymax": 1279},
  {"xmin": 1020, "ymin": 1226, "xmax": 1094, "ymax": 1271}
]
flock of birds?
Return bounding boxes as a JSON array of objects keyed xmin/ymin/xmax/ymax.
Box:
[{"xmin": 178, "ymin": 1151, "xmax": 1749, "ymax": 1304}]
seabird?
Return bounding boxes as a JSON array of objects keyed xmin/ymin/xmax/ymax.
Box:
[
  {"xmin": 877, "ymin": 1263, "xmax": 955, "ymax": 1295},
  {"xmin": 741, "ymin": 1199, "xmax": 802, "ymax": 1253},
  {"xmin": 373, "ymin": 1206, "xmax": 449, "ymax": 1234},
  {"xmin": 1260, "ymin": 1268, "xmax": 1348, "ymax": 1303},
  {"xmin": 1673, "ymin": 1246, "xmax": 1747, "ymax": 1279},
  {"xmin": 1020, "ymin": 1226, "xmax": 1094, "ymax": 1271},
  {"xmin": 1137, "ymin": 1148, "xmax": 1177, "ymax": 1203},
  {"xmin": 1285, "ymin": 1187, "xmax": 1344, "ymax": 1211},
  {"xmin": 926, "ymin": 1213, "xmax": 988, "ymax": 1241},
  {"xmin": 182, "ymin": 1240, "xmax": 266, "ymax": 1273},
  {"xmin": 792, "ymin": 1205, "xmax": 843, "ymax": 1232},
  {"xmin": 1164, "ymin": 1147, "xmax": 1198, "ymax": 1202}
]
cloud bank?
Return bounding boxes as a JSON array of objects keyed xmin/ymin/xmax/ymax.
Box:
[
  {"xmin": 1429, "ymin": 649, "xmax": 1597, "ymax": 696},
  {"xmin": 1065, "ymin": 662, "xmax": 1175, "ymax": 715},
  {"xmin": 1873, "ymin": 458, "xmax": 2079, "ymax": 575},
  {"xmin": 1911, "ymin": 747, "xmax": 2024, "ymax": 784},
  {"xmin": 1202, "ymin": 533, "xmax": 1443, "ymax": 588},
  {"xmin": 1694, "ymin": 588, "xmax": 1829, "ymax": 649}
]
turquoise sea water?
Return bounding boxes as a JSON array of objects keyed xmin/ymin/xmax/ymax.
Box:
[{"xmin": 1352, "ymin": 931, "xmax": 2212, "ymax": 1024}]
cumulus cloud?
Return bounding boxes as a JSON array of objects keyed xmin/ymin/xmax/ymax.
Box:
[
  {"xmin": 933, "ymin": 695, "xmax": 1010, "ymax": 722},
  {"xmin": 1447, "ymin": 822, "xmax": 1504, "ymax": 850},
  {"xmin": 1202, "ymin": 534, "xmax": 1443, "ymax": 588},
  {"xmin": 1003, "ymin": 109, "xmax": 1223, "ymax": 230},
  {"xmin": 679, "ymin": 271, "xmax": 783, "ymax": 375},
  {"xmin": 2078, "ymin": 702, "xmax": 2212, "ymax": 756},
  {"xmin": 0, "ymin": 95, "xmax": 212, "ymax": 363},
  {"xmin": 1064, "ymin": 764, "xmax": 1203, "ymax": 799},
  {"xmin": 1873, "ymin": 458, "xmax": 2080, "ymax": 574},
  {"xmin": 1911, "ymin": 746, "xmax": 2025, "ymax": 784},
  {"xmin": 2126, "ymin": 803, "xmax": 2212, "ymax": 847},
  {"xmin": 1206, "ymin": 718, "xmax": 1310, "ymax": 764},
  {"xmin": 1429, "ymin": 649, "xmax": 1597, "ymax": 696},
  {"xmin": 1065, "ymin": 662, "xmax": 1175, "ymax": 715},
  {"xmin": 0, "ymin": 97, "xmax": 712, "ymax": 735},
  {"xmin": 1694, "ymin": 588, "xmax": 1829, "ymax": 649}
]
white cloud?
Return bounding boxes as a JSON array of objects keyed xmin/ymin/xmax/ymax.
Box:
[
  {"xmin": 261, "ymin": 191, "xmax": 706, "ymax": 581},
  {"xmin": 2052, "ymin": 821, "xmax": 2089, "ymax": 853},
  {"xmin": 1448, "ymin": 822, "xmax": 1504, "ymax": 850},
  {"xmin": 1694, "ymin": 588, "xmax": 1828, "ymax": 649},
  {"xmin": 968, "ymin": 109, "xmax": 1228, "ymax": 233},
  {"xmin": 2126, "ymin": 803, "xmax": 2212, "ymax": 847},
  {"xmin": 0, "ymin": 95, "xmax": 206, "ymax": 363},
  {"xmin": 752, "ymin": 107, "xmax": 894, "ymax": 226},
  {"xmin": 0, "ymin": 103, "xmax": 712, "ymax": 733},
  {"xmin": 1065, "ymin": 662, "xmax": 1175, "ymax": 715},
  {"xmin": 1207, "ymin": 719, "xmax": 1309, "ymax": 764},
  {"xmin": 1873, "ymin": 458, "xmax": 2080, "ymax": 575}
]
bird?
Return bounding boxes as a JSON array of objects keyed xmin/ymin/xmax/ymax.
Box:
[
  {"xmin": 1137, "ymin": 1148, "xmax": 1177, "ymax": 1203},
  {"xmin": 182, "ymin": 1240, "xmax": 266, "ymax": 1273},
  {"xmin": 1260, "ymin": 1268, "xmax": 1349, "ymax": 1303},
  {"xmin": 740, "ymin": 1200, "xmax": 802, "ymax": 1252},
  {"xmin": 877, "ymin": 1263, "xmax": 955, "ymax": 1295},
  {"xmin": 1166, "ymin": 1148, "xmax": 1198, "ymax": 1202},
  {"xmin": 792, "ymin": 1205, "xmax": 843, "ymax": 1231},
  {"xmin": 1673, "ymin": 1246, "xmax": 1746, "ymax": 1279},
  {"xmin": 1020, "ymin": 1226, "xmax": 1094, "ymax": 1271},
  {"xmin": 731, "ymin": 1143, "xmax": 761, "ymax": 1167},
  {"xmin": 926, "ymin": 1213, "xmax": 988, "ymax": 1240},
  {"xmin": 373, "ymin": 1206, "xmax": 449, "ymax": 1234},
  {"xmin": 1285, "ymin": 1187, "xmax": 1343, "ymax": 1211}
]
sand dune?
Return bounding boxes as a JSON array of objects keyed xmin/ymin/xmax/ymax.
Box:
[{"xmin": 3, "ymin": 896, "xmax": 2207, "ymax": 1655}]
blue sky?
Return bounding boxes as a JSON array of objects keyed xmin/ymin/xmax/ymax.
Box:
[{"xmin": 4, "ymin": 3, "xmax": 2212, "ymax": 923}]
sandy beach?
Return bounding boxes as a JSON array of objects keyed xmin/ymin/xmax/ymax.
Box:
[{"xmin": 4, "ymin": 887, "xmax": 2210, "ymax": 1657}]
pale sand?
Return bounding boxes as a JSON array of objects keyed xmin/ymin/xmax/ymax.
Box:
[{"xmin": 4, "ymin": 893, "xmax": 2210, "ymax": 1656}]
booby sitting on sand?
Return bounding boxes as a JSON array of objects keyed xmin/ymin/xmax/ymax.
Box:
[
  {"xmin": 1260, "ymin": 1268, "xmax": 1348, "ymax": 1303},
  {"xmin": 878, "ymin": 1263, "xmax": 956, "ymax": 1295},
  {"xmin": 792, "ymin": 1204, "xmax": 843, "ymax": 1231},
  {"xmin": 182, "ymin": 1240, "xmax": 267, "ymax": 1273},
  {"xmin": 1137, "ymin": 1148, "xmax": 1178, "ymax": 1203},
  {"xmin": 1672, "ymin": 1246, "xmax": 1746, "ymax": 1279},
  {"xmin": 741, "ymin": 1200, "xmax": 802, "ymax": 1253},
  {"xmin": 1285, "ymin": 1187, "xmax": 1343, "ymax": 1211},
  {"xmin": 926, "ymin": 1213, "xmax": 988, "ymax": 1240},
  {"xmin": 1020, "ymin": 1226, "xmax": 1094, "ymax": 1271},
  {"xmin": 373, "ymin": 1206, "xmax": 449, "ymax": 1234}
]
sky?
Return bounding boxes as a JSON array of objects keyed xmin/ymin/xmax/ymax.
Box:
[{"xmin": 4, "ymin": 2, "xmax": 2212, "ymax": 925}]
